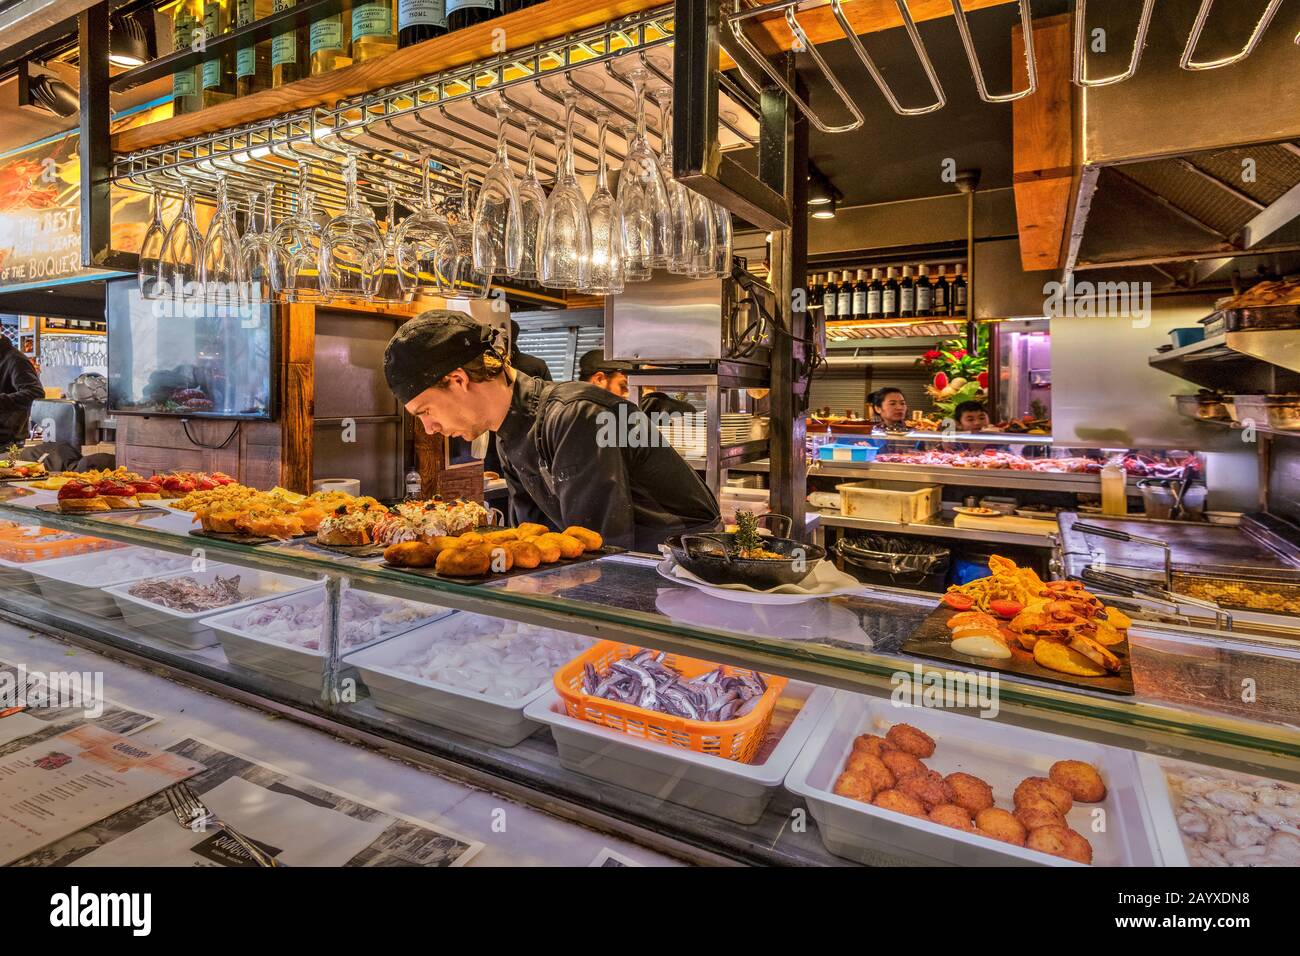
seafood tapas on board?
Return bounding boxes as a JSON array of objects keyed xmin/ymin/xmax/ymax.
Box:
[
  {"xmin": 900, "ymin": 556, "xmax": 1135, "ymax": 695},
  {"xmin": 380, "ymin": 521, "xmax": 617, "ymax": 582}
]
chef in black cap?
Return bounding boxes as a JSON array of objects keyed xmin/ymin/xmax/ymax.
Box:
[
  {"xmin": 576, "ymin": 349, "xmax": 632, "ymax": 399},
  {"xmin": 385, "ymin": 311, "xmax": 720, "ymax": 552}
]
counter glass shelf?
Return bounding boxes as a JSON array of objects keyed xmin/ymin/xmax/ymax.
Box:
[{"xmin": 1, "ymin": 491, "xmax": 1297, "ymax": 865}]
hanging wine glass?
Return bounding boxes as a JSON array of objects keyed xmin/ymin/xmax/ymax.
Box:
[
  {"xmin": 537, "ymin": 90, "xmax": 592, "ymax": 290},
  {"xmin": 373, "ymin": 182, "xmax": 411, "ymax": 303},
  {"xmin": 618, "ymin": 67, "xmax": 671, "ymax": 272},
  {"xmin": 395, "ymin": 150, "xmax": 455, "ymax": 298},
  {"xmin": 138, "ymin": 186, "xmax": 167, "ymax": 299},
  {"xmin": 269, "ymin": 161, "xmax": 325, "ymax": 302},
  {"xmin": 161, "ymin": 180, "xmax": 201, "ymax": 300},
  {"xmin": 321, "ymin": 154, "xmax": 385, "ymax": 300},
  {"xmin": 239, "ymin": 186, "xmax": 276, "ymax": 307},
  {"xmin": 439, "ymin": 170, "xmax": 490, "ymax": 299},
  {"xmin": 472, "ymin": 98, "xmax": 523, "ymax": 278},
  {"xmin": 687, "ymin": 190, "xmax": 717, "ymax": 278},
  {"xmin": 584, "ymin": 106, "xmax": 623, "ymax": 295},
  {"xmin": 200, "ymin": 173, "xmax": 246, "ymax": 306},
  {"xmin": 514, "ymin": 115, "xmax": 548, "ymax": 281},
  {"xmin": 711, "ymin": 198, "xmax": 733, "ymax": 277},
  {"xmin": 649, "ymin": 86, "xmax": 695, "ymax": 276}
]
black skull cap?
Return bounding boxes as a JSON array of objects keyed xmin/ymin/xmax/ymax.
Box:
[{"xmin": 384, "ymin": 310, "xmax": 499, "ymax": 404}]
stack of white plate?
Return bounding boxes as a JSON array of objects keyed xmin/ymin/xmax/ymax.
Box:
[
  {"xmin": 720, "ymin": 412, "xmax": 754, "ymax": 446},
  {"xmin": 663, "ymin": 413, "xmax": 707, "ymax": 457}
]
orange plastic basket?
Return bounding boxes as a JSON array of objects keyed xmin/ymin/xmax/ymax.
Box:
[
  {"xmin": 553, "ymin": 641, "xmax": 788, "ymax": 764},
  {"xmin": 0, "ymin": 527, "xmax": 125, "ymax": 563}
]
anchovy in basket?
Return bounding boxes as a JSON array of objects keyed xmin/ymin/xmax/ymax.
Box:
[{"xmin": 580, "ymin": 650, "xmax": 769, "ymax": 722}]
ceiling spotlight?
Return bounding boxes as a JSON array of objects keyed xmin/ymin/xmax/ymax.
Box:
[
  {"xmin": 807, "ymin": 166, "xmax": 832, "ymax": 206},
  {"xmin": 17, "ymin": 62, "xmax": 79, "ymax": 117},
  {"xmin": 811, "ymin": 196, "xmax": 836, "ymax": 219},
  {"xmin": 110, "ymin": 14, "xmax": 151, "ymax": 68}
]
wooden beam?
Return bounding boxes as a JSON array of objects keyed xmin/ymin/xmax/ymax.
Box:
[
  {"xmin": 279, "ymin": 303, "xmax": 314, "ymax": 494},
  {"xmin": 113, "ymin": 0, "xmax": 667, "ymax": 154},
  {"xmin": 1011, "ymin": 13, "xmax": 1076, "ymax": 272}
]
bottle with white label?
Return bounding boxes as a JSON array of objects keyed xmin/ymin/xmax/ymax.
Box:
[
  {"xmin": 447, "ymin": 0, "xmax": 499, "ymax": 31},
  {"xmin": 271, "ymin": 0, "xmax": 308, "ymax": 87},
  {"xmin": 915, "ymin": 263, "xmax": 933, "ymax": 317},
  {"xmin": 399, "ymin": 0, "xmax": 447, "ymax": 44},
  {"xmin": 200, "ymin": 0, "xmax": 236, "ymax": 106},
  {"xmin": 867, "ymin": 268, "xmax": 883, "ymax": 318},
  {"xmin": 353, "ymin": 0, "xmax": 398, "ymax": 62},
  {"xmin": 836, "ymin": 270, "xmax": 853, "ymax": 318},
  {"xmin": 953, "ymin": 262, "xmax": 968, "ymax": 316},
  {"xmin": 172, "ymin": 0, "xmax": 202, "ymax": 114},
  {"xmin": 882, "ymin": 266, "xmax": 898, "ymax": 318},
  {"xmin": 933, "ymin": 266, "xmax": 950, "ymax": 316},
  {"xmin": 236, "ymin": 0, "xmax": 273, "ymax": 97},
  {"xmin": 310, "ymin": 5, "xmax": 352, "ymax": 75},
  {"xmin": 899, "ymin": 265, "xmax": 916, "ymax": 318},
  {"xmin": 823, "ymin": 273, "xmax": 837, "ymax": 319},
  {"xmin": 852, "ymin": 269, "xmax": 868, "ymax": 319}
]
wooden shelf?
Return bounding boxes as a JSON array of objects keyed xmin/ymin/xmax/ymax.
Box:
[
  {"xmin": 113, "ymin": 0, "xmax": 667, "ymax": 154},
  {"xmin": 741, "ymin": 0, "xmax": 1013, "ymax": 55}
]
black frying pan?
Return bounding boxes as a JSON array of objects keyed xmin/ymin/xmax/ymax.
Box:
[{"xmin": 664, "ymin": 514, "xmax": 826, "ymax": 589}]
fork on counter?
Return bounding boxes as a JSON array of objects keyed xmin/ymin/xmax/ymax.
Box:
[{"xmin": 162, "ymin": 782, "xmax": 282, "ymax": 868}]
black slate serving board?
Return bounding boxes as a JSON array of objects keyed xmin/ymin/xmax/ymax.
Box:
[
  {"xmin": 189, "ymin": 528, "xmax": 310, "ymax": 547},
  {"xmin": 900, "ymin": 603, "xmax": 1135, "ymax": 696},
  {"xmin": 37, "ymin": 502, "xmax": 167, "ymax": 518},
  {"xmin": 381, "ymin": 545, "xmax": 622, "ymax": 584}
]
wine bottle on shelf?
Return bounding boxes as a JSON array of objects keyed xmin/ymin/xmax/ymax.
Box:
[
  {"xmin": 852, "ymin": 269, "xmax": 868, "ymax": 320},
  {"xmin": 867, "ymin": 267, "xmax": 883, "ymax": 319},
  {"xmin": 398, "ymin": 0, "xmax": 447, "ymax": 44},
  {"xmin": 899, "ymin": 265, "xmax": 915, "ymax": 318},
  {"xmin": 933, "ymin": 266, "xmax": 950, "ymax": 316},
  {"xmin": 808, "ymin": 273, "xmax": 823, "ymax": 312},
  {"xmin": 310, "ymin": 5, "xmax": 352, "ymax": 75},
  {"xmin": 836, "ymin": 270, "xmax": 852, "ymax": 320},
  {"xmin": 915, "ymin": 263, "xmax": 933, "ymax": 317},
  {"xmin": 953, "ymin": 262, "xmax": 968, "ymax": 316},
  {"xmin": 171, "ymin": 0, "xmax": 202, "ymax": 114},
  {"xmin": 823, "ymin": 273, "xmax": 837, "ymax": 319},
  {"xmin": 502, "ymin": 0, "xmax": 541, "ymax": 11},
  {"xmin": 882, "ymin": 266, "xmax": 899, "ymax": 318},
  {"xmin": 201, "ymin": 0, "xmax": 237, "ymax": 106},
  {"xmin": 353, "ymin": 0, "xmax": 398, "ymax": 62},
  {"xmin": 271, "ymin": 0, "xmax": 308, "ymax": 87},
  {"xmin": 236, "ymin": 0, "xmax": 273, "ymax": 97},
  {"xmin": 447, "ymin": 0, "xmax": 499, "ymax": 31}
]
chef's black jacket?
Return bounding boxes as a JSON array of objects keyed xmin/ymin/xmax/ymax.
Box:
[{"xmin": 495, "ymin": 371, "xmax": 720, "ymax": 552}]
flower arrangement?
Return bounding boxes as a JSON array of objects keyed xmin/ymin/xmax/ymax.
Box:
[{"xmin": 917, "ymin": 332, "xmax": 989, "ymax": 420}]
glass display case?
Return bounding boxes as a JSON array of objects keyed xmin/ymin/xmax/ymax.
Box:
[{"xmin": 0, "ymin": 485, "xmax": 1297, "ymax": 867}]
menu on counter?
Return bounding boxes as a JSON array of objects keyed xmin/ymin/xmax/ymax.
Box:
[
  {"xmin": 0, "ymin": 725, "xmax": 204, "ymax": 866},
  {"xmin": 0, "ymin": 660, "xmax": 158, "ymax": 755},
  {"xmin": 13, "ymin": 737, "xmax": 483, "ymax": 867}
]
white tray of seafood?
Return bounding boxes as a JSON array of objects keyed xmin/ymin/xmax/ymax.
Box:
[
  {"xmin": 203, "ymin": 588, "xmax": 453, "ymax": 691},
  {"xmin": 1136, "ymin": 755, "xmax": 1300, "ymax": 867},
  {"xmin": 29, "ymin": 547, "xmax": 195, "ymax": 618},
  {"xmin": 784, "ymin": 691, "xmax": 1160, "ymax": 866},
  {"xmin": 103, "ymin": 565, "xmax": 323, "ymax": 649},
  {"xmin": 343, "ymin": 612, "xmax": 592, "ymax": 746},
  {"xmin": 524, "ymin": 682, "xmax": 833, "ymax": 824}
]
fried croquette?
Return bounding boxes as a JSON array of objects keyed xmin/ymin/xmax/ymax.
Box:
[
  {"xmin": 844, "ymin": 752, "xmax": 895, "ymax": 793},
  {"xmin": 929, "ymin": 804, "xmax": 975, "ymax": 831},
  {"xmin": 1049, "ymin": 759, "xmax": 1107, "ymax": 802},
  {"xmin": 872, "ymin": 789, "xmax": 927, "ymax": 818},
  {"xmin": 434, "ymin": 545, "xmax": 492, "ymax": 577},
  {"xmin": 885, "ymin": 723, "xmax": 936, "ymax": 758},
  {"xmin": 1026, "ymin": 824, "xmax": 1093, "ymax": 864},
  {"xmin": 1014, "ymin": 802, "xmax": 1067, "ymax": 832},
  {"xmin": 457, "ymin": 531, "xmax": 487, "ymax": 547},
  {"xmin": 383, "ymin": 540, "xmax": 439, "ymax": 567},
  {"xmin": 832, "ymin": 771, "xmax": 875, "ymax": 803},
  {"xmin": 945, "ymin": 772, "xmax": 995, "ymax": 815},
  {"xmin": 425, "ymin": 535, "xmax": 463, "ymax": 552},
  {"xmin": 1014, "ymin": 776, "xmax": 1074, "ymax": 814},
  {"xmin": 562, "ymin": 526, "xmax": 604, "ymax": 551},
  {"xmin": 503, "ymin": 539, "xmax": 542, "ymax": 569},
  {"xmin": 881, "ymin": 749, "xmax": 926, "ymax": 780},
  {"xmin": 529, "ymin": 535, "xmax": 563, "ymax": 563},
  {"xmin": 974, "ymin": 807, "xmax": 1027, "ymax": 847},
  {"xmin": 851, "ymin": 734, "xmax": 892, "ymax": 758},
  {"xmin": 482, "ymin": 529, "xmax": 520, "ymax": 545},
  {"xmin": 486, "ymin": 545, "xmax": 514, "ymax": 572},
  {"xmin": 516, "ymin": 522, "xmax": 549, "ymax": 539},
  {"xmin": 537, "ymin": 532, "xmax": 585, "ymax": 559},
  {"xmin": 895, "ymin": 769, "xmax": 952, "ymax": 811}
]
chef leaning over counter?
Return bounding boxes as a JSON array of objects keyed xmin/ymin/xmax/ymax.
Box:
[{"xmin": 384, "ymin": 311, "xmax": 721, "ymax": 552}]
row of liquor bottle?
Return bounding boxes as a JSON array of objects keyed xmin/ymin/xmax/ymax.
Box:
[
  {"xmin": 812, "ymin": 264, "xmax": 967, "ymax": 320},
  {"xmin": 170, "ymin": 0, "xmax": 545, "ymax": 113}
]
